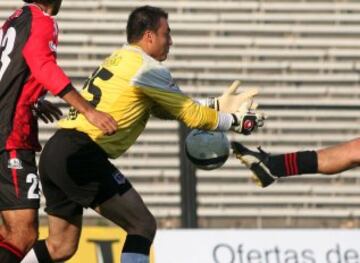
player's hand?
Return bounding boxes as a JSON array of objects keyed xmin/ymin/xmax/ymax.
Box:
[
  {"xmin": 84, "ymin": 109, "xmax": 117, "ymax": 135},
  {"xmin": 215, "ymin": 80, "xmax": 258, "ymax": 112},
  {"xmin": 231, "ymin": 100, "xmax": 266, "ymax": 135},
  {"xmin": 33, "ymin": 99, "xmax": 63, "ymax": 123}
]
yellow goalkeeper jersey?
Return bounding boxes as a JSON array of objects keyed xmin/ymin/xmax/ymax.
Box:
[{"xmin": 59, "ymin": 45, "xmax": 219, "ymax": 158}]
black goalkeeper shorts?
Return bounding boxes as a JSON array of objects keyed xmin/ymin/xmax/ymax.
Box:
[{"xmin": 39, "ymin": 129, "xmax": 132, "ymax": 219}]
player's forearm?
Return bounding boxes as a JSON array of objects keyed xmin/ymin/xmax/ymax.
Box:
[{"xmin": 59, "ymin": 85, "xmax": 94, "ymax": 115}]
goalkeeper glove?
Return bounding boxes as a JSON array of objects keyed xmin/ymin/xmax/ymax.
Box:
[
  {"xmin": 231, "ymin": 100, "xmax": 266, "ymax": 135},
  {"xmin": 212, "ymin": 81, "xmax": 259, "ymax": 113}
]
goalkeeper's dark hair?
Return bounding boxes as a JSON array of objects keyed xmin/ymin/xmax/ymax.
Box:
[{"xmin": 126, "ymin": 6, "xmax": 168, "ymax": 44}]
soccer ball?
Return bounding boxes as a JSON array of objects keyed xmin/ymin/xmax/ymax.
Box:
[{"xmin": 185, "ymin": 129, "xmax": 230, "ymax": 170}]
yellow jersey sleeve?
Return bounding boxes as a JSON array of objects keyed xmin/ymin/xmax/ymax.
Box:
[
  {"xmin": 150, "ymin": 104, "xmax": 175, "ymax": 120},
  {"xmin": 131, "ymin": 61, "xmax": 218, "ymax": 130}
]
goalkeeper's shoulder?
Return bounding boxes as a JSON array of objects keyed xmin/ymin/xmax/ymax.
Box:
[{"xmin": 132, "ymin": 57, "xmax": 182, "ymax": 93}]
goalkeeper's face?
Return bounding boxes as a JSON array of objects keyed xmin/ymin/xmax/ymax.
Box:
[{"xmin": 149, "ymin": 18, "xmax": 172, "ymax": 61}]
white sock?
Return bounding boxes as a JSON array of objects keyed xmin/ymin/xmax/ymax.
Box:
[
  {"xmin": 121, "ymin": 252, "xmax": 149, "ymax": 263},
  {"xmin": 21, "ymin": 249, "xmax": 39, "ymax": 263}
]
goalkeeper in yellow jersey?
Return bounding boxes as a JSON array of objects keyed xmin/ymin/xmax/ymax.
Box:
[{"xmin": 22, "ymin": 5, "xmax": 265, "ymax": 263}]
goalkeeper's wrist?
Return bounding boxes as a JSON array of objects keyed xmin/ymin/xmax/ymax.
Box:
[{"xmin": 215, "ymin": 112, "xmax": 233, "ymax": 131}]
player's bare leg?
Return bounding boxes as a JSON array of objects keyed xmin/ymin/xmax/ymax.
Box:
[
  {"xmin": 95, "ymin": 188, "xmax": 156, "ymax": 263},
  {"xmin": 23, "ymin": 188, "xmax": 155, "ymax": 263},
  {"xmin": 232, "ymin": 141, "xmax": 317, "ymax": 187},
  {"xmin": 21, "ymin": 215, "xmax": 82, "ymax": 263},
  {"xmin": 232, "ymin": 138, "xmax": 360, "ymax": 188},
  {"xmin": 0, "ymin": 209, "xmax": 38, "ymax": 262},
  {"xmin": 317, "ymin": 138, "xmax": 360, "ymax": 174},
  {"xmin": 45, "ymin": 215, "xmax": 82, "ymax": 261}
]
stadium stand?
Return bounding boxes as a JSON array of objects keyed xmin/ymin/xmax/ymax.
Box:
[{"xmin": 2, "ymin": 0, "xmax": 360, "ymax": 228}]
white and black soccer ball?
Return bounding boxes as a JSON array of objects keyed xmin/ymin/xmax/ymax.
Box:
[{"xmin": 185, "ymin": 129, "xmax": 230, "ymax": 170}]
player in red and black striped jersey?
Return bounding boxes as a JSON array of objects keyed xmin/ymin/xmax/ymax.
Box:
[{"xmin": 0, "ymin": 0, "xmax": 117, "ymax": 262}]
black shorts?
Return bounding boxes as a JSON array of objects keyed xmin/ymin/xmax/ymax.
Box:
[
  {"xmin": 0, "ymin": 150, "xmax": 40, "ymax": 210},
  {"xmin": 39, "ymin": 129, "xmax": 132, "ymax": 219}
]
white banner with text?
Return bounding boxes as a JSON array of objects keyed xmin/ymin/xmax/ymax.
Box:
[{"xmin": 154, "ymin": 229, "xmax": 360, "ymax": 263}]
